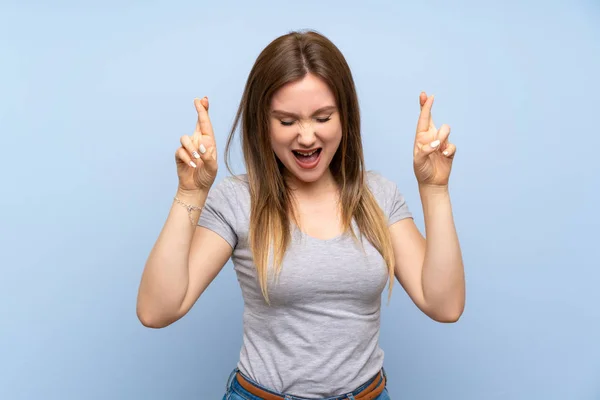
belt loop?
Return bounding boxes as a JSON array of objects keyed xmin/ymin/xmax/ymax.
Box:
[
  {"xmin": 225, "ymin": 368, "xmax": 238, "ymax": 392},
  {"xmin": 346, "ymin": 395, "xmax": 356, "ymax": 400}
]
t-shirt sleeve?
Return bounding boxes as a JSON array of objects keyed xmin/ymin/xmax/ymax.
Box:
[
  {"xmin": 197, "ymin": 178, "xmax": 238, "ymax": 249},
  {"xmin": 368, "ymin": 171, "xmax": 413, "ymax": 225},
  {"xmin": 388, "ymin": 182, "xmax": 413, "ymax": 225}
]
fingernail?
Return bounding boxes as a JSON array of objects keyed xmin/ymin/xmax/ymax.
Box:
[
  {"xmin": 199, "ymin": 144, "xmax": 206, "ymax": 154},
  {"xmin": 430, "ymin": 140, "xmax": 440, "ymax": 148},
  {"xmin": 192, "ymin": 151, "xmax": 200, "ymax": 159},
  {"xmin": 443, "ymin": 150, "xmax": 449, "ymax": 156},
  {"xmin": 189, "ymin": 161, "xmax": 197, "ymax": 168}
]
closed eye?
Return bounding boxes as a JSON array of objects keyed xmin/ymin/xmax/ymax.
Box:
[
  {"xmin": 278, "ymin": 114, "xmax": 333, "ymax": 127},
  {"xmin": 316, "ymin": 116, "xmax": 332, "ymax": 123}
]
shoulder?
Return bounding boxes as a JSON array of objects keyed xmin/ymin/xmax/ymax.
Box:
[
  {"xmin": 209, "ymin": 174, "xmax": 250, "ymax": 197},
  {"xmin": 366, "ymin": 170, "xmax": 392, "ymax": 186},
  {"xmin": 200, "ymin": 174, "xmax": 250, "ymax": 233},
  {"xmin": 365, "ymin": 170, "xmax": 399, "ymax": 197},
  {"xmin": 365, "ymin": 170, "xmax": 412, "ymax": 221},
  {"xmin": 206, "ymin": 174, "xmax": 250, "ymax": 211}
]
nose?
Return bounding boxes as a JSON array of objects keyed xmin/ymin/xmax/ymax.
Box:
[{"xmin": 297, "ymin": 122, "xmax": 317, "ymax": 148}]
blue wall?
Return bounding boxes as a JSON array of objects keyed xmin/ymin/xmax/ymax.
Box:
[{"xmin": 1, "ymin": 1, "xmax": 599, "ymax": 399}]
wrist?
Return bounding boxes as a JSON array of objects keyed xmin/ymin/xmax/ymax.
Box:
[
  {"xmin": 174, "ymin": 187, "xmax": 209, "ymax": 226},
  {"xmin": 175, "ymin": 187, "xmax": 208, "ymax": 205},
  {"xmin": 418, "ymin": 183, "xmax": 449, "ymax": 196}
]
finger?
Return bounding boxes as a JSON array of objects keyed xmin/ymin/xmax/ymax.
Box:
[
  {"xmin": 417, "ymin": 94, "xmax": 434, "ymax": 133},
  {"xmin": 194, "ymin": 97, "xmax": 214, "ymax": 137},
  {"xmin": 419, "ymin": 91, "xmax": 427, "ymax": 108},
  {"xmin": 419, "ymin": 92, "xmax": 437, "ymax": 131},
  {"xmin": 193, "ymin": 98, "xmax": 203, "ymax": 135},
  {"xmin": 194, "ymin": 134, "xmax": 218, "ymax": 171},
  {"xmin": 180, "ymin": 135, "xmax": 201, "ymax": 161},
  {"xmin": 194, "ymin": 97, "xmax": 210, "ymax": 133},
  {"xmin": 442, "ymin": 143, "xmax": 456, "ymax": 158},
  {"xmin": 176, "ymin": 147, "xmax": 198, "ymax": 169}
]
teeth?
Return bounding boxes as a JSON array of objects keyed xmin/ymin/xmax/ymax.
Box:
[{"xmin": 295, "ymin": 150, "xmax": 318, "ymax": 156}]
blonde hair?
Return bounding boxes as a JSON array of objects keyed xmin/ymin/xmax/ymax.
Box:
[{"xmin": 225, "ymin": 30, "xmax": 395, "ymax": 303}]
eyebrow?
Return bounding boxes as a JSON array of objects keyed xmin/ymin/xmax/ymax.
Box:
[{"xmin": 270, "ymin": 105, "xmax": 337, "ymax": 118}]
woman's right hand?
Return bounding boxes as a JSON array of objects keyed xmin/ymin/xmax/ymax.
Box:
[{"xmin": 175, "ymin": 97, "xmax": 219, "ymax": 192}]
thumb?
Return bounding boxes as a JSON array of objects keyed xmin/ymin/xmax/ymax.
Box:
[
  {"xmin": 414, "ymin": 139, "xmax": 441, "ymax": 164},
  {"xmin": 202, "ymin": 146, "xmax": 218, "ymax": 175}
]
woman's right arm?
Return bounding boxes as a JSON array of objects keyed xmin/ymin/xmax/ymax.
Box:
[
  {"xmin": 136, "ymin": 188, "xmax": 233, "ymax": 328},
  {"xmin": 136, "ymin": 97, "xmax": 231, "ymax": 328}
]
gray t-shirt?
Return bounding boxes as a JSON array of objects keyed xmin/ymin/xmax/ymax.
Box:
[{"xmin": 198, "ymin": 171, "xmax": 412, "ymax": 397}]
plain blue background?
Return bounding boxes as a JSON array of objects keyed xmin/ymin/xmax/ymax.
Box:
[{"xmin": 1, "ymin": 0, "xmax": 599, "ymax": 399}]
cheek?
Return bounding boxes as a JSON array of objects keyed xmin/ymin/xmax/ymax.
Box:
[
  {"xmin": 268, "ymin": 123, "xmax": 292, "ymax": 156},
  {"xmin": 269, "ymin": 122, "xmax": 284, "ymax": 145},
  {"xmin": 322, "ymin": 123, "xmax": 343, "ymax": 146}
]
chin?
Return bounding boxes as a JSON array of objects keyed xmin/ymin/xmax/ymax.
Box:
[
  {"xmin": 289, "ymin": 169, "xmax": 325, "ymax": 184},
  {"xmin": 284, "ymin": 153, "xmax": 332, "ymax": 185}
]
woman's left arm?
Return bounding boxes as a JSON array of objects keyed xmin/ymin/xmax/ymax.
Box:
[{"xmin": 389, "ymin": 92, "xmax": 465, "ymax": 323}]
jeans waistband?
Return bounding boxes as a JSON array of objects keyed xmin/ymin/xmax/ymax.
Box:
[{"xmin": 225, "ymin": 366, "xmax": 387, "ymax": 400}]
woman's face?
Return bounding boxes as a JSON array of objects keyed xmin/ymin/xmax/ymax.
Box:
[{"xmin": 269, "ymin": 73, "xmax": 342, "ymax": 186}]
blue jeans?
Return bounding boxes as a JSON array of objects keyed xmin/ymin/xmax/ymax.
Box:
[{"xmin": 222, "ymin": 367, "xmax": 391, "ymax": 400}]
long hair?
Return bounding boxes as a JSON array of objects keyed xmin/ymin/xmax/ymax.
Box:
[{"xmin": 224, "ymin": 30, "xmax": 395, "ymax": 304}]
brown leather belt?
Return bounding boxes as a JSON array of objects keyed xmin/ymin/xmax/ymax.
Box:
[{"xmin": 235, "ymin": 370, "xmax": 386, "ymax": 400}]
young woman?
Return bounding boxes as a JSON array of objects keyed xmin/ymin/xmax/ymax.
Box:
[{"xmin": 137, "ymin": 30, "xmax": 465, "ymax": 400}]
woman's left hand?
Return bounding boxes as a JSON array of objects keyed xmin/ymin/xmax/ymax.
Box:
[{"xmin": 412, "ymin": 92, "xmax": 456, "ymax": 187}]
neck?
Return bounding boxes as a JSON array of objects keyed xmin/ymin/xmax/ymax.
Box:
[{"xmin": 284, "ymin": 169, "xmax": 338, "ymax": 198}]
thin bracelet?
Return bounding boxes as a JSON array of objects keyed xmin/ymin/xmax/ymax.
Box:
[{"xmin": 173, "ymin": 196, "xmax": 203, "ymax": 226}]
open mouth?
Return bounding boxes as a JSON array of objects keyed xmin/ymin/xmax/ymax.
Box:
[{"xmin": 292, "ymin": 148, "xmax": 322, "ymax": 169}]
